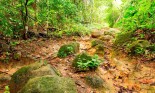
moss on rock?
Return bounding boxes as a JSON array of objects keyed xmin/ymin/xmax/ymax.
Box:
[
  {"xmin": 57, "ymin": 42, "xmax": 80, "ymax": 58},
  {"xmin": 85, "ymin": 75, "xmax": 104, "ymax": 88},
  {"xmin": 18, "ymin": 75, "xmax": 77, "ymax": 93},
  {"xmin": 127, "ymin": 40, "xmax": 150, "ymax": 55},
  {"xmin": 10, "ymin": 62, "xmax": 59, "ymax": 93},
  {"xmin": 91, "ymin": 39, "xmax": 104, "ymax": 54},
  {"xmin": 114, "ymin": 31, "xmax": 134, "ymax": 46},
  {"xmin": 91, "ymin": 39, "xmax": 104, "ymax": 47},
  {"xmin": 96, "ymin": 44, "xmax": 104, "ymax": 55}
]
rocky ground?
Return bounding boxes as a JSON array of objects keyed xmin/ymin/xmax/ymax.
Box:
[{"xmin": 0, "ymin": 28, "xmax": 155, "ymax": 93}]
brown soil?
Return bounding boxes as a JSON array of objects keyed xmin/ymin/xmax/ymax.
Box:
[{"xmin": 0, "ymin": 29, "xmax": 155, "ymax": 93}]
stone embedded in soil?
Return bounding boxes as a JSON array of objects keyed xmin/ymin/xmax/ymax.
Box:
[
  {"xmin": 91, "ymin": 30, "xmax": 104, "ymax": 38},
  {"xmin": 91, "ymin": 39, "xmax": 104, "ymax": 47},
  {"xmin": 57, "ymin": 42, "xmax": 80, "ymax": 58},
  {"xmin": 9, "ymin": 62, "xmax": 60, "ymax": 93},
  {"xmin": 18, "ymin": 75, "xmax": 77, "ymax": 93},
  {"xmin": 85, "ymin": 75, "xmax": 104, "ymax": 88}
]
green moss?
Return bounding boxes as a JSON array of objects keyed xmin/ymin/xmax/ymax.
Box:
[
  {"xmin": 127, "ymin": 40, "xmax": 150, "ymax": 55},
  {"xmin": 96, "ymin": 44, "xmax": 104, "ymax": 54},
  {"xmin": 18, "ymin": 76, "xmax": 77, "ymax": 93},
  {"xmin": 12, "ymin": 66, "xmax": 31, "ymax": 83},
  {"xmin": 85, "ymin": 75, "xmax": 104, "ymax": 88},
  {"xmin": 91, "ymin": 39, "xmax": 104, "ymax": 47},
  {"xmin": 73, "ymin": 53, "xmax": 101, "ymax": 71},
  {"xmin": 57, "ymin": 42, "xmax": 80, "ymax": 58},
  {"xmin": 114, "ymin": 31, "xmax": 134, "ymax": 46},
  {"xmin": 10, "ymin": 62, "xmax": 60, "ymax": 93}
]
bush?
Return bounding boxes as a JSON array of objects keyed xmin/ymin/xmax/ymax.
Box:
[
  {"xmin": 57, "ymin": 42, "xmax": 79, "ymax": 58},
  {"xmin": 72, "ymin": 53, "xmax": 101, "ymax": 71}
]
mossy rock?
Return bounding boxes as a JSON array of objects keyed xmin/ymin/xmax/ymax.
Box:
[
  {"xmin": 85, "ymin": 75, "xmax": 104, "ymax": 88},
  {"xmin": 91, "ymin": 39, "xmax": 104, "ymax": 54},
  {"xmin": 91, "ymin": 39, "xmax": 104, "ymax": 47},
  {"xmin": 128, "ymin": 40, "xmax": 150, "ymax": 49},
  {"xmin": 91, "ymin": 31, "xmax": 104, "ymax": 38},
  {"xmin": 104, "ymin": 28, "xmax": 120, "ymax": 37},
  {"xmin": 114, "ymin": 31, "xmax": 134, "ymax": 46},
  {"xmin": 57, "ymin": 42, "xmax": 80, "ymax": 58},
  {"xmin": 31, "ymin": 64, "xmax": 61, "ymax": 77},
  {"xmin": 96, "ymin": 44, "xmax": 104, "ymax": 55},
  {"xmin": 99, "ymin": 35, "xmax": 114, "ymax": 42},
  {"xmin": 73, "ymin": 53, "xmax": 101, "ymax": 71},
  {"xmin": 18, "ymin": 75, "xmax": 77, "ymax": 93},
  {"xmin": 127, "ymin": 40, "xmax": 150, "ymax": 54},
  {"xmin": 10, "ymin": 62, "xmax": 59, "ymax": 93}
]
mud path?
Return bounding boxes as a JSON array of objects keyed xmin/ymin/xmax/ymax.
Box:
[{"xmin": 0, "ymin": 28, "xmax": 155, "ymax": 93}]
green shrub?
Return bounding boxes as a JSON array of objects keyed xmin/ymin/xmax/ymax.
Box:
[
  {"xmin": 73, "ymin": 53, "xmax": 101, "ymax": 71},
  {"xmin": 85, "ymin": 75, "xmax": 103, "ymax": 88},
  {"xmin": 57, "ymin": 42, "xmax": 79, "ymax": 58}
]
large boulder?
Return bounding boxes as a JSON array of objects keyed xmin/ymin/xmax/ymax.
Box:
[
  {"xmin": 18, "ymin": 76, "xmax": 77, "ymax": 93},
  {"xmin": 9, "ymin": 62, "xmax": 59, "ymax": 93}
]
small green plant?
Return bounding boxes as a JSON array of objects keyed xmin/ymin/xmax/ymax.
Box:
[
  {"xmin": 10, "ymin": 41, "xmax": 20, "ymax": 47},
  {"xmin": 73, "ymin": 53, "xmax": 101, "ymax": 71},
  {"xmin": 57, "ymin": 42, "xmax": 79, "ymax": 58},
  {"xmin": 4, "ymin": 85, "xmax": 10, "ymax": 93},
  {"xmin": 134, "ymin": 46, "xmax": 145, "ymax": 55}
]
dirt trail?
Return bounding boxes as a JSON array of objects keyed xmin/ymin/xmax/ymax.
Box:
[{"xmin": 0, "ymin": 28, "xmax": 155, "ymax": 93}]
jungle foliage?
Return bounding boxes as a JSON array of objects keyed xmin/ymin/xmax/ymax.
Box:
[
  {"xmin": 115, "ymin": 0, "xmax": 155, "ymax": 58},
  {"xmin": 0, "ymin": 0, "xmax": 108, "ymax": 38}
]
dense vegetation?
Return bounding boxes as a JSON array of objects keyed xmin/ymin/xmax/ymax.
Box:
[
  {"xmin": 0, "ymin": 0, "xmax": 154, "ymax": 58},
  {"xmin": 1, "ymin": 0, "xmax": 155, "ymax": 93},
  {"xmin": 0, "ymin": 0, "xmax": 108, "ymax": 38},
  {"xmin": 115, "ymin": 0, "xmax": 155, "ymax": 59}
]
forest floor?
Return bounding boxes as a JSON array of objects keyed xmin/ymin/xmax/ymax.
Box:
[{"xmin": 0, "ymin": 28, "xmax": 155, "ymax": 93}]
